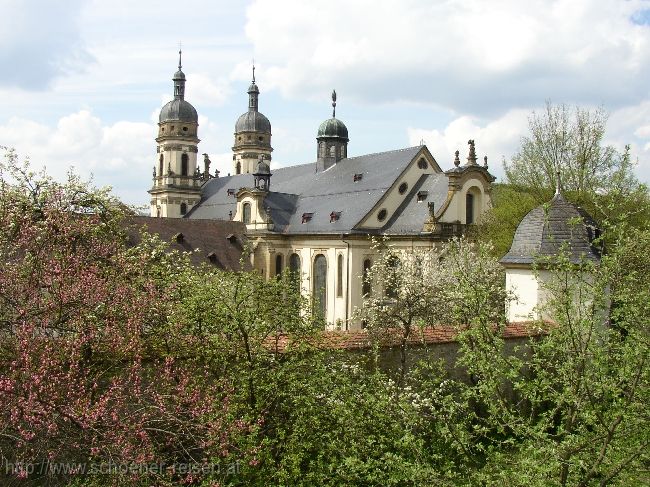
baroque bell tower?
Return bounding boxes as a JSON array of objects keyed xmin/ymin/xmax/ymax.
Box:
[
  {"xmin": 148, "ymin": 50, "xmax": 202, "ymax": 218},
  {"xmin": 232, "ymin": 66, "xmax": 273, "ymax": 174}
]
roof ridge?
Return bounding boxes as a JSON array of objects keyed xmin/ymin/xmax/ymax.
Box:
[{"xmin": 341, "ymin": 145, "xmax": 423, "ymax": 162}]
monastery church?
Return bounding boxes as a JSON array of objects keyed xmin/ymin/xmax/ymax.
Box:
[{"xmin": 146, "ymin": 52, "xmax": 598, "ymax": 329}]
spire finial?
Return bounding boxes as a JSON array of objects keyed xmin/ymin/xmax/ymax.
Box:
[
  {"xmin": 332, "ymin": 89, "xmax": 337, "ymax": 118},
  {"xmin": 467, "ymin": 139, "xmax": 477, "ymax": 165},
  {"xmin": 178, "ymin": 42, "xmax": 182, "ymax": 70},
  {"xmin": 252, "ymin": 60, "xmax": 256, "ymax": 83},
  {"xmin": 555, "ymin": 170, "xmax": 561, "ymax": 195}
]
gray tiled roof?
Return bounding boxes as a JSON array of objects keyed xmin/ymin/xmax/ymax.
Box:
[
  {"xmin": 500, "ymin": 193, "xmax": 601, "ymax": 265},
  {"xmin": 382, "ymin": 173, "xmax": 450, "ymax": 234},
  {"xmin": 187, "ymin": 146, "xmax": 437, "ymax": 235}
]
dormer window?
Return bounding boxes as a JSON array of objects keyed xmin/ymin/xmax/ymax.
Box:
[
  {"xmin": 417, "ymin": 191, "xmax": 428, "ymax": 202},
  {"xmin": 353, "ymin": 173, "xmax": 363, "ymax": 182},
  {"xmin": 330, "ymin": 211, "xmax": 341, "ymax": 223},
  {"xmin": 227, "ymin": 188, "xmax": 236, "ymax": 197},
  {"xmin": 301, "ymin": 212, "xmax": 314, "ymax": 224}
]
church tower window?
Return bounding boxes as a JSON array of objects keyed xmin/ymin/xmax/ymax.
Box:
[
  {"xmin": 159, "ymin": 155, "xmax": 164, "ymax": 176},
  {"xmin": 181, "ymin": 153, "xmax": 188, "ymax": 176},
  {"xmin": 180, "ymin": 202, "xmax": 187, "ymax": 215}
]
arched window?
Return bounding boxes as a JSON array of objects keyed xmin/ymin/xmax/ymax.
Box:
[
  {"xmin": 337, "ymin": 254, "xmax": 344, "ymax": 297},
  {"xmin": 329, "ymin": 145, "xmax": 336, "ymax": 157},
  {"xmin": 181, "ymin": 153, "xmax": 189, "ymax": 176},
  {"xmin": 236, "ymin": 161, "xmax": 241, "ymax": 174},
  {"xmin": 180, "ymin": 202, "xmax": 187, "ymax": 215},
  {"xmin": 362, "ymin": 259, "xmax": 372, "ymax": 297},
  {"xmin": 242, "ymin": 202, "xmax": 251, "ymax": 224},
  {"xmin": 159, "ymin": 154, "xmax": 164, "ymax": 176},
  {"xmin": 275, "ymin": 254, "xmax": 283, "ymax": 277},
  {"xmin": 289, "ymin": 253, "xmax": 301, "ymax": 288},
  {"xmin": 313, "ymin": 254, "xmax": 327, "ymax": 320},
  {"xmin": 466, "ymin": 192, "xmax": 475, "ymax": 224},
  {"xmin": 385, "ymin": 256, "xmax": 400, "ymax": 298}
]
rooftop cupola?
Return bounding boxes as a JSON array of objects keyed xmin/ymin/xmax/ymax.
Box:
[
  {"xmin": 173, "ymin": 49, "xmax": 186, "ymax": 100},
  {"xmin": 316, "ymin": 90, "xmax": 349, "ymax": 172},
  {"xmin": 232, "ymin": 64, "xmax": 273, "ymax": 174},
  {"xmin": 159, "ymin": 49, "xmax": 198, "ymax": 123}
]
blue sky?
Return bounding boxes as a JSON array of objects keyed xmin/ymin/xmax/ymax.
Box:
[{"xmin": 1, "ymin": 0, "xmax": 650, "ymax": 205}]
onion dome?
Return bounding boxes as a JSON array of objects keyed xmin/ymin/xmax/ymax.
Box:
[
  {"xmin": 159, "ymin": 50, "xmax": 198, "ymax": 123},
  {"xmin": 317, "ymin": 90, "xmax": 349, "ymax": 141},
  {"xmin": 500, "ymin": 180, "xmax": 601, "ymax": 266},
  {"xmin": 234, "ymin": 66, "xmax": 271, "ymax": 133}
]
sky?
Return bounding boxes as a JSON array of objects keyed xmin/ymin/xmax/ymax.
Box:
[{"xmin": 1, "ymin": 0, "xmax": 650, "ymax": 206}]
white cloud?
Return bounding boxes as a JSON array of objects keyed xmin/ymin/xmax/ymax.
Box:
[
  {"xmin": 0, "ymin": 110, "xmax": 154, "ymax": 204},
  {"xmin": 245, "ymin": 0, "xmax": 650, "ymax": 114},
  {"xmin": 0, "ymin": 0, "xmax": 92, "ymax": 89},
  {"xmin": 408, "ymin": 109, "xmax": 531, "ymax": 180}
]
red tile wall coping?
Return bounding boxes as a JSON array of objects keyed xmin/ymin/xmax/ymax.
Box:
[{"xmin": 263, "ymin": 322, "xmax": 551, "ymax": 353}]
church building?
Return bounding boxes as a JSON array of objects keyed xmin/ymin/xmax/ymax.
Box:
[{"xmin": 149, "ymin": 53, "xmax": 496, "ymax": 329}]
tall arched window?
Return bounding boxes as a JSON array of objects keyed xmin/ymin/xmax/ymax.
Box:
[
  {"xmin": 180, "ymin": 202, "xmax": 187, "ymax": 215},
  {"xmin": 313, "ymin": 254, "xmax": 327, "ymax": 320},
  {"xmin": 336, "ymin": 254, "xmax": 344, "ymax": 297},
  {"xmin": 242, "ymin": 202, "xmax": 251, "ymax": 224},
  {"xmin": 362, "ymin": 259, "xmax": 372, "ymax": 297},
  {"xmin": 466, "ymin": 192, "xmax": 475, "ymax": 224},
  {"xmin": 275, "ymin": 254, "xmax": 283, "ymax": 277},
  {"xmin": 385, "ymin": 256, "xmax": 400, "ymax": 298},
  {"xmin": 159, "ymin": 154, "xmax": 164, "ymax": 176},
  {"xmin": 181, "ymin": 154, "xmax": 189, "ymax": 176},
  {"xmin": 236, "ymin": 161, "xmax": 241, "ymax": 174},
  {"xmin": 289, "ymin": 253, "xmax": 301, "ymax": 289}
]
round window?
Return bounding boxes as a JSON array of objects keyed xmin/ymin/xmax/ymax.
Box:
[
  {"xmin": 398, "ymin": 182, "xmax": 408, "ymax": 194},
  {"xmin": 417, "ymin": 159, "xmax": 428, "ymax": 169},
  {"xmin": 183, "ymin": 126, "xmax": 188, "ymax": 132},
  {"xmin": 377, "ymin": 209, "xmax": 388, "ymax": 221}
]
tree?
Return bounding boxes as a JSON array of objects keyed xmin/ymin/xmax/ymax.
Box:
[
  {"xmin": 0, "ymin": 149, "xmax": 250, "ymax": 485},
  {"xmin": 504, "ymin": 102, "xmax": 622, "ymax": 196},
  {"xmin": 477, "ymin": 103, "xmax": 650, "ymax": 257},
  {"xmin": 356, "ymin": 238, "xmax": 510, "ymax": 391},
  {"xmin": 425, "ymin": 221, "xmax": 650, "ymax": 485}
]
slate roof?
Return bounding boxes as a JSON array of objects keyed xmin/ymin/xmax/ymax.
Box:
[
  {"xmin": 123, "ymin": 216, "xmax": 248, "ymax": 270},
  {"xmin": 500, "ymin": 193, "xmax": 601, "ymax": 265},
  {"xmin": 235, "ymin": 110, "xmax": 271, "ymax": 133},
  {"xmin": 382, "ymin": 173, "xmax": 450, "ymax": 234},
  {"xmin": 159, "ymin": 98, "xmax": 198, "ymax": 123},
  {"xmin": 187, "ymin": 146, "xmax": 440, "ymax": 235}
]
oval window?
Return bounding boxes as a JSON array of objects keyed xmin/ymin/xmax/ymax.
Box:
[
  {"xmin": 377, "ymin": 209, "xmax": 388, "ymax": 221},
  {"xmin": 398, "ymin": 182, "xmax": 408, "ymax": 194}
]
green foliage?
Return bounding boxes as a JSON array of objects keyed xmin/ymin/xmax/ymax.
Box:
[
  {"xmin": 3, "ymin": 147, "xmax": 648, "ymax": 486},
  {"xmin": 504, "ymin": 102, "xmax": 621, "ymax": 196}
]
